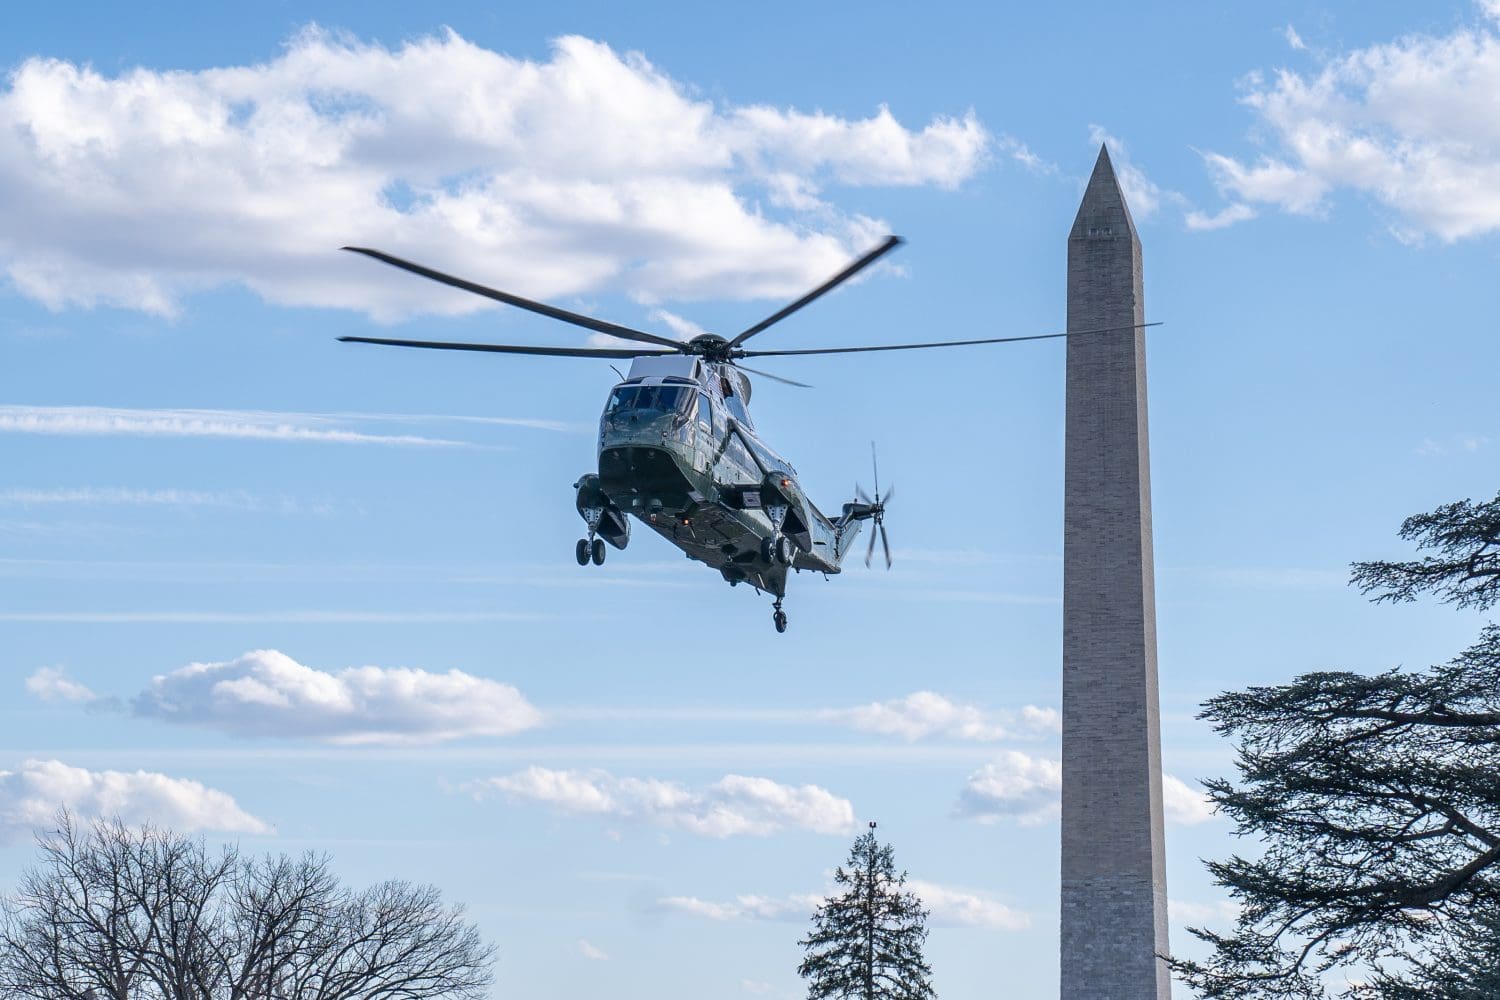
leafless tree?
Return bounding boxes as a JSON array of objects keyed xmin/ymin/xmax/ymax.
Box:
[{"xmin": 0, "ymin": 813, "xmax": 495, "ymax": 1000}]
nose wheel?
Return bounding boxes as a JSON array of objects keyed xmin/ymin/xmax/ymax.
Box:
[
  {"xmin": 576, "ymin": 536, "xmax": 606, "ymax": 566},
  {"xmin": 772, "ymin": 598, "xmax": 788, "ymax": 633}
]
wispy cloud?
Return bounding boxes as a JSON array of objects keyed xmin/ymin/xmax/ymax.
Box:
[
  {"xmin": 0, "ymin": 405, "xmax": 478, "ymax": 447},
  {"xmin": 0, "ymin": 610, "xmax": 552, "ymax": 623},
  {"xmin": 0, "ymin": 486, "xmax": 329, "ymax": 513},
  {"xmin": 577, "ymin": 939, "xmax": 609, "ymax": 961},
  {"xmin": 656, "ymin": 880, "xmax": 1027, "ymax": 930},
  {"xmin": 1284, "ymin": 24, "xmax": 1308, "ymax": 51},
  {"xmin": 821, "ymin": 692, "xmax": 1058, "ymax": 742},
  {"xmin": 1417, "ymin": 433, "xmax": 1489, "ymax": 456},
  {"xmin": 0, "ymin": 759, "xmax": 270, "ymax": 843},
  {"xmin": 467, "ymin": 767, "xmax": 855, "ymax": 838},
  {"xmin": 25, "ymin": 666, "xmax": 105, "ymax": 705}
]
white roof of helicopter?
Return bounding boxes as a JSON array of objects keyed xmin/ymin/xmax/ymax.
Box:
[
  {"xmin": 624, "ymin": 354, "xmax": 752, "ymax": 403},
  {"xmin": 627, "ymin": 355, "xmax": 700, "ymax": 381}
]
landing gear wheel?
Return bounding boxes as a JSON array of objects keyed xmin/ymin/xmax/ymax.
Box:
[
  {"xmin": 760, "ymin": 536, "xmax": 776, "ymax": 564},
  {"xmin": 772, "ymin": 598, "xmax": 788, "ymax": 634},
  {"xmin": 575, "ymin": 539, "xmax": 590, "ymax": 566},
  {"xmin": 591, "ymin": 538, "xmax": 606, "ymax": 565},
  {"xmin": 775, "ymin": 535, "xmax": 794, "ymax": 566}
]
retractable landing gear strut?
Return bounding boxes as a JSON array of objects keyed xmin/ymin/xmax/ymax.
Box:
[{"xmin": 576, "ymin": 506, "xmax": 605, "ymax": 566}]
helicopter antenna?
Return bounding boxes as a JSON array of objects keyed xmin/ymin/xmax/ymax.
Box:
[{"xmin": 609, "ymin": 364, "xmax": 627, "ymax": 382}]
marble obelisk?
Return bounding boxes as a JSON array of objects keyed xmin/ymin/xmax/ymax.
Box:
[{"xmin": 1059, "ymin": 146, "xmax": 1170, "ymax": 999}]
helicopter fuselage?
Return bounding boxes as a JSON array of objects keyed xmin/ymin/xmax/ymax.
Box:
[{"xmin": 573, "ymin": 355, "xmax": 866, "ymax": 598}]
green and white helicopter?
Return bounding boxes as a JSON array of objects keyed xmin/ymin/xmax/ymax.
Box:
[{"xmin": 341, "ymin": 237, "xmax": 1095, "ymax": 632}]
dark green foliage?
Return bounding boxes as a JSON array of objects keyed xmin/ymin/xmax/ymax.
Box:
[
  {"xmin": 798, "ymin": 829, "xmax": 935, "ymax": 1000},
  {"xmin": 1351, "ymin": 491, "xmax": 1500, "ymax": 611},
  {"xmin": 1170, "ymin": 494, "xmax": 1500, "ymax": 1000}
]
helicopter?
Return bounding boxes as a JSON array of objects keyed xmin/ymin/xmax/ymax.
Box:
[{"xmin": 339, "ymin": 237, "xmax": 1145, "ymax": 632}]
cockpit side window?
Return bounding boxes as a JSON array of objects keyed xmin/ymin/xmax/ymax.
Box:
[{"xmin": 697, "ymin": 392, "xmax": 712, "ymax": 431}]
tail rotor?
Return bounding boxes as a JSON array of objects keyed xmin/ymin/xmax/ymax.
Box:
[{"xmin": 855, "ymin": 443, "xmax": 894, "ymax": 569}]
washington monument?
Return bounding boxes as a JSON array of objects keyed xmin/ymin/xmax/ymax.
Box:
[{"xmin": 1060, "ymin": 146, "xmax": 1170, "ymax": 999}]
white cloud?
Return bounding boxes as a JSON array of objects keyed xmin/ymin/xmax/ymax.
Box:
[
  {"xmin": 133, "ymin": 649, "xmax": 542, "ymax": 744},
  {"xmin": 1087, "ymin": 126, "xmax": 1175, "ymax": 220},
  {"xmin": 1184, "ymin": 202, "xmax": 1256, "ymax": 231},
  {"xmin": 471, "ymin": 767, "xmax": 854, "ymax": 837},
  {"xmin": 1200, "ymin": 20, "xmax": 1500, "ymax": 240},
  {"xmin": 1162, "ymin": 773, "xmax": 1218, "ymax": 826},
  {"xmin": 957, "ymin": 756, "xmax": 1216, "ymax": 827},
  {"xmin": 1170, "ymin": 898, "xmax": 1241, "ymax": 924},
  {"xmin": 821, "ymin": 691, "xmax": 1058, "ymax": 742},
  {"xmin": 955, "ymin": 751, "xmax": 1062, "ymax": 826},
  {"xmin": 577, "ymin": 939, "xmax": 608, "ymax": 961},
  {"xmin": 657, "ymin": 881, "xmax": 1027, "ymax": 930},
  {"xmin": 0, "ymin": 29, "xmax": 988, "ymax": 319},
  {"xmin": 1285, "ymin": 25, "xmax": 1308, "ymax": 51},
  {"xmin": 0, "ymin": 405, "xmax": 469, "ymax": 447},
  {"xmin": 0, "ymin": 487, "xmax": 288, "ymax": 511},
  {"xmin": 0, "ymin": 759, "xmax": 270, "ymax": 842},
  {"xmin": 906, "ymin": 880, "xmax": 1030, "ymax": 930},
  {"xmin": 1417, "ymin": 433, "xmax": 1489, "ymax": 456},
  {"xmin": 25, "ymin": 666, "xmax": 101, "ymax": 704}
]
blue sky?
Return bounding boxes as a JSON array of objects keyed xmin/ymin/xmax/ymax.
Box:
[{"xmin": 2, "ymin": 2, "xmax": 1498, "ymax": 997}]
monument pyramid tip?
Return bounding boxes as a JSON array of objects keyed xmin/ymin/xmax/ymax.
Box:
[{"xmin": 1072, "ymin": 143, "xmax": 1138, "ymax": 239}]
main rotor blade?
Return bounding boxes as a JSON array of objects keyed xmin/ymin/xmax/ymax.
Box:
[
  {"xmin": 338, "ymin": 336, "xmax": 674, "ymax": 359},
  {"xmin": 726, "ymin": 236, "xmax": 904, "ymax": 350},
  {"xmin": 738, "ymin": 321, "xmax": 1162, "ymax": 357},
  {"xmin": 730, "ymin": 362, "xmax": 813, "ymax": 389},
  {"xmin": 342, "ymin": 247, "xmax": 686, "ymax": 352}
]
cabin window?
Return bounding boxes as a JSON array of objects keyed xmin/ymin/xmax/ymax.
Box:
[
  {"xmin": 697, "ymin": 393, "xmax": 713, "ymax": 431},
  {"xmin": 606, "ymin": 385, "xmax": 693, "ymax": 418},
  {"xmin": 724, "ymin": 393, "xmax": 752, "ymax": 428}
]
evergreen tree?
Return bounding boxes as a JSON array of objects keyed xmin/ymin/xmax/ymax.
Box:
[
  {"xmin": 797, "ymin": 824, "xmax": 935, "ymax": 1000},
  {"xmin": 1168, "ymin": 491, "xmax": 1500, "ymax": 1000}
]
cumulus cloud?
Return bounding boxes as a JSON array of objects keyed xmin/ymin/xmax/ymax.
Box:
[
  {"xmin": 821, "ymin": 692, "xmax": 1058, "ymax": 742},
  {"xmin": 133, "ymin": 649, "xmax": 542, "ymax": 744},
  {"xmin": 956, "ymin": 755, "xmax": 1216, "ymax": 827},
  {"xmin": 955, "ymin": 751, "xmax": 1063, "ymax": 826},
  {"xmin": 0, "ymin": 29, "xmax": 989, "ymax": 319},
  {"xmin": 656, "ymin": 881, "xmax": 1026, "ymax": 930},
  {"xmin": 1162, "ymin": 773, "xmax": 1218, "ymax": 826},
  {"xmin": 1198, "ymin": 18, "xmax": 1500, "ymax": 240},
  {"xmin": 25, "ymin": 666, "xmax": 102, "ymax": 704},
  {"xmin": 469, "ymin": 767, "xmax": 854, "ymax": 838},
  {"xmin": 0, "ymin": 759, "xmax": 270, "ymax": 842}
]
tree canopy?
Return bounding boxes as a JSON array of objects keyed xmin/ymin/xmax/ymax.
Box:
[
  {"xmin": 1170, "ymin": 491, "xmax": 1500, "ymax": 1000},
  {"xmin": 797, "ymin": 826, "xmax": 935, "ymax": 1000},
  {"xmin": 0, "ymin": 814, "xmax": 495, "ymax": 1000}
]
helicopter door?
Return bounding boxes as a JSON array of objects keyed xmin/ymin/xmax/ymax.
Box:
[{"xmin": 694, "ymin": 392, "xmax": 713, "ymax": 471}]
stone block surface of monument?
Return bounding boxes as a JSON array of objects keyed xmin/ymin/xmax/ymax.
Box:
[{"xmin": 1060, "ymin": 145, "xmax": 1170, "ymax": 1000}]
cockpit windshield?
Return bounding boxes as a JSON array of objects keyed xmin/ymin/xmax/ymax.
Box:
[{"xmin": 605, "ymin": 384, "xmax": 694, "ymax": 419}]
